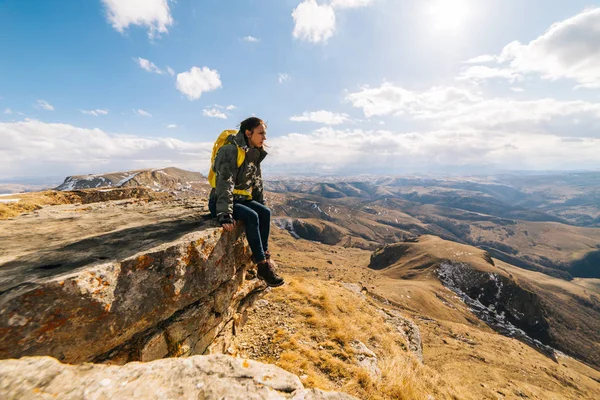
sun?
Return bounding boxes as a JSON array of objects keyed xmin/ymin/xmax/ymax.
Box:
[{"xmin": 427, "ymin": 0, "xmax": 471, "ymax": 31}]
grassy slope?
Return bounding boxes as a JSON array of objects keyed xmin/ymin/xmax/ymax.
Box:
[{"xmin": 237, "ymin": 228, "xmax": 600, "ymax": 399}]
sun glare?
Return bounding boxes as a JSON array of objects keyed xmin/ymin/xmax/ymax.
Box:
[{"xmin": 427, "ymin": 0, "xmax": 471, "ymax": 31}]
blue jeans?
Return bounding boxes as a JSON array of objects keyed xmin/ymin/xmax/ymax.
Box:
[{"xmin": 210, "ymin": 199, "xmax": 270, "ymax": 264}]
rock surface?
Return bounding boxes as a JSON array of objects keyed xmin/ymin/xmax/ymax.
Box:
[
  {"xmin": 379, "ymin": 309, "xmax": 424, "ymax": 363},
  {"xmin": 0, "ymin": 354, "xmax": 358, "ymax": 399},
  {"xmin": 0, "ymin": 198, "xmax": 266, "ymax": 364},
  {"xmin": 350, "ymin": 340, "xmax": 380, "ymax": 379}
]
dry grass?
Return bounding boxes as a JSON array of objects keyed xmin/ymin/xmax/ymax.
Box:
[
  {"xmin": 0, "ymin": 192, "xmax": 76, "ymax": 219},
  {"xmin": 263, "ymin": 276, "xmax": 460, "ymax": 400},
  {"xmin": 265, "ymin": 230, "xmax": 600, "ymax": 399},
  {"xmin": 0, "ymin": 201, "xmax": 41, "ymax": 219}
]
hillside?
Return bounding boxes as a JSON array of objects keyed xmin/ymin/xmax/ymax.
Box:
[
  {"xmin": 364, "ymin": 235, "xmax": 600, "ymax": 369},
  {"xmin": 267, "ymin": 188, "xmax": 600, "ymax": 279},
  {"xmin": 234, "ymin": 227, "xmax": 600, "ymax": 399},
  {"xmin": 56, "ymin": 167, "xmax": 210, "ymax": 196}
]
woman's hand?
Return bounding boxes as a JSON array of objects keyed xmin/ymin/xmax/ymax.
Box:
[
  {"xmin": 222, "ymin": 222, "xmax": 235, "ymax": 232},
  {"xmin": 218, "ymin": 213, "xmax": 235, "ymax": 231}
]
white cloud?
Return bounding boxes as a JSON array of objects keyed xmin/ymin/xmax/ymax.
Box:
[
  {"xmin": 467, "ymin": 8, "xmax": 600, "ymax": 88},
  {"xmin": 243, "ymin": 36, "xmax": 259, "ymax": 42},
  {"xmin": 278, "ymin": 73, "xmax": 290, "ymax": 83},
  {"xmin": 226, "ymin": 105, "xmax": 236, "ymax": 110},
  {"xmin": 0, "ymin": 119, "xmax": 212, "ymax": 179},
  {"xmin": 167, "ymin": 124, "xmax": 177, "ymax": 128},
  {"xmin": 35, "ymin": 100, "xmax": 54, "ymax": 111},
  {"xmin": 81, "ymin": 109, "xmax": 109, "ymax": 117},
  {"xmin": 166, "ymin": 66, "xmax": 175, "ymax": 76},
  {"xmin": 101, "ymin": 0, "xmax": 173, "ymax": 40},
  {"xmin": 346, "ymin": 83, "xmax": 600, "ymax": 138},
  {"xmin": 1, "ymin": 119, "xmax": 598, "ymax": 179},
  {"xmin": 203, "ymin": 108, "xmax": 227, "ymax": 119},
  {"xmin": 135, "ymin": 109, "xmax": 153, "ymax": 117},
  {"xmin": 464, "ymin": 54, "xmax": 498, "ymax": 64},
  {"xmin": 176, "ymin": 66, "xmax": 222, "ymax": 100},
  {"xmin": 4, "ymin": 108, "xmax": 12, "ymax": 114},
  {"xmin": 136, "ymin": 57, "xmax": 163, "ymax": 74},
  {"xmin": 267, "ymin": 127, "xmax": 600, "ymax": 174},
  {"xmin": 346, "ymin": 83, "xmax": 481, "ymax": 118},
  {"xmin": 457, "ymin": 65, "xmax": 523, "ymax": 84},
  {"xmin": 292, "ymin": 0, "xmax": 336, "ymax": 43},
  {"xmin": 330, "ymin": 0, "xmax": 375, "ymax": 9},
  {"xmin": 290, "ymin": 110, "xmax": 350, "ymax": 125},
  {"xmin": 438, "ymin": 98, "xmax": 600, "ymax": 137},
  {"xmin": 510, "ymin": 87, "xmax": 525, "ymax": 93}
]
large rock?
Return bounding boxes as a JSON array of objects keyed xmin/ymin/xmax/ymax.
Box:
[
  {"xmin": 0, "ymin": 198, "xmax": 266, "ymax": 364},
  {"xmin": 0, "ymin": 354, "xmax": 357, "ymax": 399}
]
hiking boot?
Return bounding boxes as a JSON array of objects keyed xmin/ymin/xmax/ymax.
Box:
[{"xmin": 257, "ymin": 260, "xmax": 284, "ymax": 287}]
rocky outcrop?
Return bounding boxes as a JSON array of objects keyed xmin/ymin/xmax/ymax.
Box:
[
  {"xmin": 340, "ymin": 283, "xmax": 424, "ymax": 364},
  {"xmin": 379, "ymin": 309, "xmax": 423, "ymax": 363},
  {"xmin": 0, "ymin": 196, "xmax": 359, "ymax": 399},
  {"xmin": 351, "ymin": 340, "xmax": 380, "ymax": 379},
  {"xmin": 0, "ymin": 199, "xmax": 266, "ymax": 364},
  {"xmin": 0, "ymin": 354, "xmax": 357, "ymax": 399}
]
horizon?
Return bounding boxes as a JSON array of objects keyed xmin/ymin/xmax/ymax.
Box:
[
  {"xmin": 1, "ymin": 0, "xmax": 600, "ymax": 179},
  {"xmin": 2, "ymin": 166, "xmax": 600, "ymax": 189}
]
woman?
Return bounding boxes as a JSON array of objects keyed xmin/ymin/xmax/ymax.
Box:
[{"xmin": 208, "ymin": 117, "xmax": 284, "ymax": 287}]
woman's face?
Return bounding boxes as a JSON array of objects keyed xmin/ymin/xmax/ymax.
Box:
[{"xmin": 246, "ymin": 124, "xmax": 267, "ymax": 148}]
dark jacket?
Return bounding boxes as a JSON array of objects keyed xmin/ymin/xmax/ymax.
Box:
[{"xmin": 209, "ymin": 130, "xmax": 267, "ymax": 216}]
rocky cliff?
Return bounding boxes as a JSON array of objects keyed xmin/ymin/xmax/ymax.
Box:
[
  {"xmin": 0, "ymin": 196, "xmax": 263, "ymax": 364},
  {"xmin": 0, "ymin": 195, "xmax": 358, "ymax": 399}
]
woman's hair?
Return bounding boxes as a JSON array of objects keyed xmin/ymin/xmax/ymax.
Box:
[{"xmin": 239, "ymin": 117, "xmax": 266, "ymax": 134}]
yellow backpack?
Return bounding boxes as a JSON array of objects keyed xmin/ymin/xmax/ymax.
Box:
[{"xmin": 207, "ymin": 130, "xmax": 251, "ymax": 198}]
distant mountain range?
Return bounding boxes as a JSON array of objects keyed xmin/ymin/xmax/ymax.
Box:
[
  {"xmin": 265, "ymin": 173, "xmax": 600, "ymax": 280},
  {"xmin": 266, "ymin": 172, "xmax": 600, "ymax": 228}
]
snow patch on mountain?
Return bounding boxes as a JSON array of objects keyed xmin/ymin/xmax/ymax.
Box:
[
  {"xmin": 116, "ymin": 172, "xmax": 141, "ymax": 186},
  {"xmin": 273, "ymin": 218, "xmax": 300, "ymax": 239},
  {"xmin": 437, "ymin": 261, "xmax": 556, "ymax": 356}
]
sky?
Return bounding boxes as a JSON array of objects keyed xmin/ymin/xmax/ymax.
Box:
[{"xmin": 1, "ymin": 0, "xmax": 600, "ymax": 180}]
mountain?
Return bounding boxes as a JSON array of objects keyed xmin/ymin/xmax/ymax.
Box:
[
  {"xmin": 56, "ymin": 167, "xmax": 210, "ymax": 196},
  {"xmin": 266, "ymin": 173, "xmax": 600, "ymax": 280},
  {"xmin": 265, "ymin": 172, "xmax": 600, "ymax": 228},
  {"xmin": 367, "ymin": 235, "xmax": 600, "ymax": 370}
]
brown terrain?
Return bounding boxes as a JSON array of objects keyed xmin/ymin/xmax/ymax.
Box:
[{"xmin": 1, "ymin": 169, "xmax": 599, "ymax": 399}]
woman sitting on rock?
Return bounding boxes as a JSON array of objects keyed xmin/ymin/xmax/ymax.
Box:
[{"xmin": 208, "ymin": 117, "xmax": 284, "ymax": 287}]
